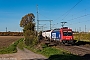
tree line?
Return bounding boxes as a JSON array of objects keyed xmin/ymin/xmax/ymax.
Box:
[{"xmin": 0, "ymin": 32, "xmax": 23, "ymax": 36}]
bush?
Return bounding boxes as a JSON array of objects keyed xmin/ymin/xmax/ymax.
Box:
[{"xmin": 24, "ymin": 30, "xmax": 38, "ymax": 46}]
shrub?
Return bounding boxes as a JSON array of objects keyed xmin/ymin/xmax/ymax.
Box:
[{"xmin": 24, "ymin": 30, "xmax": 38, "ymax": 46}]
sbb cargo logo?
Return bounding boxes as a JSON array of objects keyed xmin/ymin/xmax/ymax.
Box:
[{"xmin": 52, "ymin": 33, "xmax": 56, "ymax": 38}]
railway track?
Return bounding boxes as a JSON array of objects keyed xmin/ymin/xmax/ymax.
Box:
[
  {"xmin": 43, "ymin": 39, "xmax": 90, "ymax": 60},
  {"xmin": 57, "ymin": 45, "xmax": 90, "ymax": 56},
  {"xmin": 56, "ymin": 45, "xmax": 90, "ymax": 60}
]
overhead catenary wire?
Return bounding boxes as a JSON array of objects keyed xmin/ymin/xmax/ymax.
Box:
[
  {"xmin": 55, "ymin": 0, "xmax": 83, "ymax": 21},
  {"xmin": 63, "ymin": 8, "xmax": 90, "ymax": 25},
  {"xmin": 67, "ymin": 14, "xmax": 90, "ymax": 21},
  {"xmin": 38, "ymin": 12, "xmax": 51, "ymax": 20},
  {"xmin": 61, "ymin": 0, "xmax": 83, "ymax": 21},
  {"xmin": 56, "ymin": 8, "xmax": 88, "ymax": 26},
  {"xmin": 58, "ymin": 9, "xmax": 90, "ymax": 26},
  {"xmin": 36, "ymin": 0, "xmax": 83, "ymax": 27},
  {"xmin": 36, "ymin": 0, "xmax": 90, "ymax": 31},
  {"xmin": 70, "ymin": 9, "xmax": 87, "ymax": 17},
  {"xmin": 69, "ymin": 19, "xmax": 90, "ymax": 32},
  {"xmin": 68, "ymin": 19, "xmax": 90, "ymax": 25},
  {"xmin": 36, "ymin": 7, "xmax": 53, "ymax": 30}
]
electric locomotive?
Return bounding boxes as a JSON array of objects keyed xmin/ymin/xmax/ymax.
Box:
[{"xmin": 51, "ymin": 27, "xmax": 74, "ymax": 44}]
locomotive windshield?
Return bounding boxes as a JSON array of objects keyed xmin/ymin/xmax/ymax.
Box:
[{"xmin": 63, "ymin": 32, "xmax": 72, "ymax": 36}]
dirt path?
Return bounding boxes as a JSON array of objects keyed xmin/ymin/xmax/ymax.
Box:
[{"xmin": 0, "ymin": 48, "xmax": 47, "ymax": 60}]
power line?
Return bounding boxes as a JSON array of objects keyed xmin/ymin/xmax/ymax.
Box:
[
  {"xmin": 38, "ymin": 20, "xmax": 53, "ymax": 30},
  {"xmin": 38, "ymin": 13, "xmax": 51, "ymax": 20},
  {"xmin": 55, "ymin": 0, "xmax": 82, "ymax": 21},
  {"xmin": 68, "ymin": 14, "xmax": 90, "ymax": 21},
  {"xmin": 62, "ymin": 0, "xmax": 83, "ymax": 20},
  {"xmin": 68, "ymin": 19, "xmax": 90, "ymax": 25},
  {"xmin": 71, "ymin": 9, "xmax": 87, "ymax": 17}
]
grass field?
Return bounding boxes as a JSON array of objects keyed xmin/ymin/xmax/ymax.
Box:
[{"xmin": 0, "ymin": 36, "xmax": 24, "ymax": 49}]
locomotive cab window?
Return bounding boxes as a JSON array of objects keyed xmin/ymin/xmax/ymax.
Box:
[
  {"xmin": 63, "ymin": 32, "xmax": 72, "ymax": 36},
  {"xmin": 68, "ymin": 32, "xmax": 72, "ymax": 36},
  {"xmin": 63, "ymin": 32, "xmax": 67, "ymax": 36}
]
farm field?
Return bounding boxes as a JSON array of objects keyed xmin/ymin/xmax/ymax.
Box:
[
  {"xmin": 0, "ymin": 36, "xmax": 24, "ymax": 49},
  {"xmin": 0, "ymin": 36, "xmax": 47, "ymax": 60}
]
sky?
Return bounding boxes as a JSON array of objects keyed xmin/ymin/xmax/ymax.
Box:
[{"xmin": 0, "ymin": 0, "xmax": 90, "ymax": 32}]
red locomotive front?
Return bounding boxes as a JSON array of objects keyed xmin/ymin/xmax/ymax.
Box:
[{"xmin": 60, "ymin": 27, "xmax": 74, "ymax": 44}]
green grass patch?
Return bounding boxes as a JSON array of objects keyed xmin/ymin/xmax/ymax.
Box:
[
  {"xmin": 17, "ymin": 40, "xmax": 83, "ymax": 60},
  {"xmin": 26, "ymin": 46, "xmax": 83, "ymax": 60},
  {"xmin": 35, "ymin": 47, "xmax": 82, "ymax": 60},
  {"xmin": 17, "ymin": 38, "xmax": 25, "ymax": 50},
  {"xmin": 0, "ymin": 38, "xmax": 23, "ymax": 54},
  {"xmin": 24, "ymin": 44, "xmax": 83, "ymax": 60},
  {"xmin": 37, "ymin": 47, "xmax": 63, "ymax": 57}
]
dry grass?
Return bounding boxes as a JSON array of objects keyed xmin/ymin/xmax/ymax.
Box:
[{"xmin": 0, "ymin": 36, "xmax": 24, "ymax": 49}]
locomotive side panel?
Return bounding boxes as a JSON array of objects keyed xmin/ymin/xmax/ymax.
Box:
[{"xmin": 51, "ymin": 31, "xmax": 61, "ymax": 41}]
